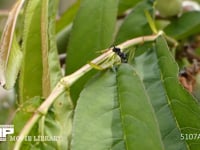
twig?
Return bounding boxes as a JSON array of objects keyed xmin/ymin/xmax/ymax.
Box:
[
  {"xmin": 13, "ymin": 33, "xmax": 163, "ymax": 150},
  {"xmin": 119, "ymin": 31, "xmax": 163, "ymax": 49}
]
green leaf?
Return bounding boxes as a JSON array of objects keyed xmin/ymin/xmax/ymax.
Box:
[
  {"xmin": 145, "ymin": 10, "xmax": 157, "ymax": 33},
  {"xmin": 66, "ymin": 0, "xmax": 119, "ymax": 74},
  {"xmin": 13, "ymin": 97, "xmax": 42, "ymax": 135},
  {"xmin": 132, "ymin": 37, "xmax": 200, "ymax": 149},
  {"xmin": 71, "ymin": 65, "xmax": 164, "ymax": 149},
  {"xmin": 132, "ymin": 43, "xmax": 187, "ymax": 149},
  {"xmin": 50, "ymin": 92, "xmax": 74, "ymax": 150},
  {"xmin": 71, "ymin": 36, "xmax": 200, "ymax": 149},
  {"xmin": 56, "ymin": 23, "xmax": 72, "ymax": 54},
  {"xmin": 155, "ymin": 37, "xmax": 200, "ymax": 149},
  {"xmin": 9, "ymin": 96, "xmax": 42, "ymax": 149},
  {"xmin": 56, "ymin": 0, "xmax": 80, "ymax": 33},
  {"xmin": 66, "ymin": 0, "xmax": 119, "ymax": 102},
  {"xmin": 5, "ymin": 35, "xmax": 22, "ymax": 89},
  {"xmin": 46, "ymin": 0, "xmax": 74, "ymax": 149},
  {"xmin": 17, "ymin": 0, "xmax": 74, "ymax": 149},
  {"xmin": 47, "ymin": 0, "xmax": 63, "ymax": 90},
  {"xmin": 19, "ymin": 0, "xmax": 43, "ymax": 102},
  {"xmin": 56, "ymin": 0, "xmax": 80, "ymax": 53},
  {"xmin": 19, "ymin": 0, "xmax": 61, "ymax": 99},
  {"xmin": 118, "ymin": 0, "xmax": 140, "ymax": 14},
  {"xmin": 164, "ymin": 11, "xmax": 200, "ymax": 40},
  {"xmin": 115, "ymin": 1, "xmax": 153, "ymax": 44},
  {"xmin": 0, "ymin": 0, "xmax": 25, "ymax": 88}
]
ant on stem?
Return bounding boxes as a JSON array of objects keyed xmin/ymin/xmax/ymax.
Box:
[{"xmin": 112, "ymin": 46, "xmax": 128, "ymax": 63}]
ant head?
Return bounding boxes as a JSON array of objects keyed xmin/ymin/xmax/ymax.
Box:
[{"xmin": 112, "ymin": 45, "xmax": 121, "ymax": 53}]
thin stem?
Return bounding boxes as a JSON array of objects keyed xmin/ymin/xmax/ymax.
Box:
[
  {"xmin": 120, "ymin": 31, "xmax": 163, "ymax": 50},
  {"xmin": 13, "ymin": 83, "xmax": 65, "ymax": 150},
  {"xmin": 13, "ymin": 33, "xmax": 162, "ymax": 150},
  {"xmin": 61, "ymin": 48, "xmax": 114, "ymax": 86},
  {"xmin": 164, "ymin": 34, "xmax": 178, "ymax": 47}
]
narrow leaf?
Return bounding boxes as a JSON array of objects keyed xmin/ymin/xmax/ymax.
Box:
[
  {"xmin": 56, "ymin": 0, "xmax": 80, "ymax": 53},
  {"xmin": 56, "ymin": 0, "xmax": 80, "ymax": 33},
  {"xmin": 88, "ymin": 62, "xmax": 104, "ymax": 70},
  {"xmin": 0, "ymin": 0, "xmax": 25, "ymax": 88},
  {"xmin": 116, "ymin": 64, "xmax": 164, "ymax": 149},
  {"xmin": 46, "ymin": 0, "xmax": 74, "ymax": 149},
  {"xmin": 145, "ymin": 10, "xmax": 157, "ymax": 34},
  {"xmin": 5, "ymin": 35, "xmax": 22, "ymax": 89},
  {"xmin": 14, "ymin": 0, "xmax": 74, "ymax": 149},
  {"xmin": 155, "ymin": 37, "xmax": 200, "ymax": 149},
  {"xmin": 19, "ymin": 0, "xmax": 43, "ymax": 102},
  {"xmin": 132, "ymin": 43, "xmax": 188, "ymax": 149},
  {"xmin": 48, "ymin": 0, "xmax": 63, "ymax": 89},
  {"xmin": 71, "ymin": 70, "xmax": 122, "ymax": 149}
]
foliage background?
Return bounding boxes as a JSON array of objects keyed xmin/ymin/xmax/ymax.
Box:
[{"xmin": 1, "ymin": 0, "xmax": 200, "ymax": 150}]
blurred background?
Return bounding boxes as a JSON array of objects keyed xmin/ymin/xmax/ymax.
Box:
[
  {"xmin": 0, "ymin": 0, "xmax": 16, "ymax": 125},
  {"xmin": 0, "ymin": 0, "xmax": 15, "ymax": 9},
  {"xmin": 0, "ymin": 0, "xmax": 76, "ymax": 125}
]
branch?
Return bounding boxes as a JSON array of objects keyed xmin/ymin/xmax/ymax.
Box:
[{"xmin": 13, "ymin": 32, "xmax": 163, "ymax": 150}]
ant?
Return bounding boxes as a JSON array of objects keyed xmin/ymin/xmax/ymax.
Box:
[{"xmin": 112, "ymin": 46, "xmax": 128, "ymax": 63}]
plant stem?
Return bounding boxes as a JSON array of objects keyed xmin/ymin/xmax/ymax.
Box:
[
  {"xmin": 13, "ymin": 33, "xmax": 162, "ymax": 150},
  {"xmin": 120, "ymin": 31, "xmax": 163, "ymax": 49},
  {"xmin": 13, "ymin": 83, "xmax": 66, "ymax": 150}
]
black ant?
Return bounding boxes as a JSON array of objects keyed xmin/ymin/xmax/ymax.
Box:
[{"xmin": 112, "ymin": 46, "xmax": 128, "ymax": 63}]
